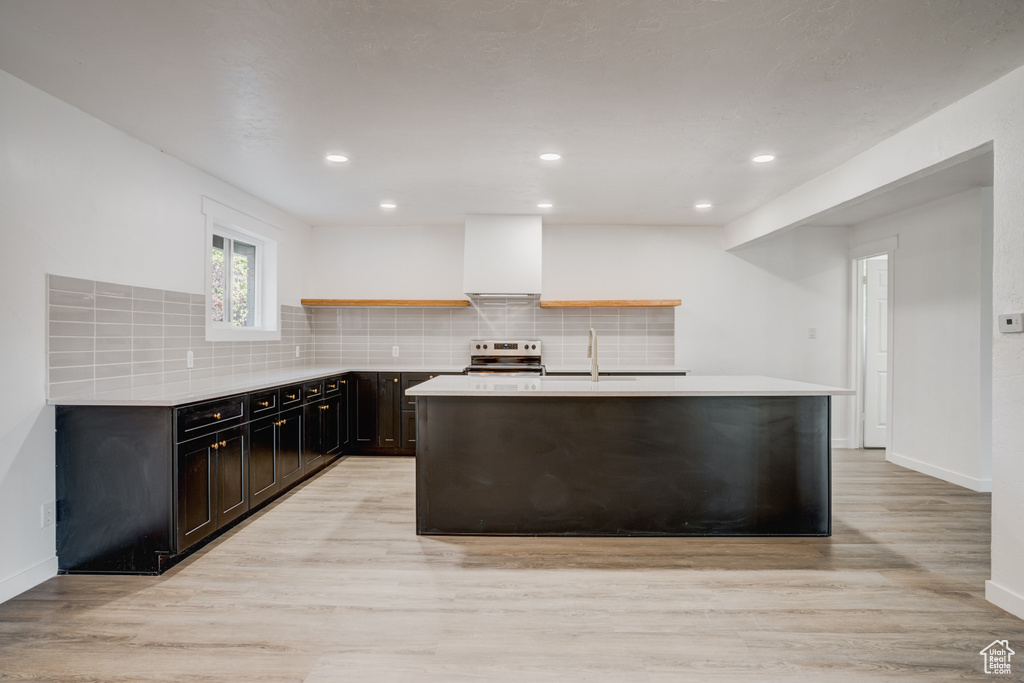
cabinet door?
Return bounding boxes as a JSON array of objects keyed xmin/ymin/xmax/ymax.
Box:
[
  {"xmin": 176, "ymin": 436, "xmax": 216, "ymax": 552},
  {"xmin": 249, "ymin": 415, "xmax": 280, "ymax": 507},
  {"xmin": 378, "ymin": 374, "xmax": 401, "ymax": 448},
  {"xmin": 401, "ymin": 410, "xmax": 418, "ymax": 451},
  {"xmin": 401, "ymin": 373, "xmax": 434, "ymax": 410},
  {"xmin": 215, "ymin": 425, "xmax": 248, "ymax": 529},
  {"xmin": 322, "ymin": 393, "xmax": 342, "ymax": 456},
  {"xmin": 278, "ymin": 408, "xmax": 304, "ymax": 488},
  {"xmin": 303, "ymin": 400, "xmax": 325, "ymax": 473},
  {"xmin": 351, "ymin": 373, "xmax": 378, "ymax": 447},
  {"xmin": 339, "ymin": 377, "xmax": 351, "ymax": 452}
]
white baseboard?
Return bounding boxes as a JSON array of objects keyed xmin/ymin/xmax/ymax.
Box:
[
  {"xmin": 986, "ymin": 580, "xmax": 1024, "ymax": 621},
  {"xmin": 0, "ymin": 556, "xmax": 58, "ymax": 605},
  {"xmin": 886, "ymin": 451, "xmax": 992, "ymax": 492},
  {"xmin": 831, "ymin": 437, "xmax": 852, "ymax": 449}
]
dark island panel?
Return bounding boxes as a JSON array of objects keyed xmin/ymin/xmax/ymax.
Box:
[{"xmin": 416, "ymin": 395, "xmax": 830, "ymax": 536}]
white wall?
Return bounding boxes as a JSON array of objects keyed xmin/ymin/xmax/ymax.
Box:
[
  {"xmin": 850, "ymin": 188, "xmax": 992, "ymax": 490},
  {"xmin": 723, "ymin": 62, "xmax": 1024, "ymax": 620},
  {"xmin": 309, "ymin": 223, "xmax": 852, "ymax": 441},
  {"xmin": 0, "ymin": 69, "xmax": 313, "ymax": 602}
]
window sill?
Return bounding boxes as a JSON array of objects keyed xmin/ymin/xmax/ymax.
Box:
[{"xmin": 205, "ymin": 327, "xmax": 282, "ymax": 342}]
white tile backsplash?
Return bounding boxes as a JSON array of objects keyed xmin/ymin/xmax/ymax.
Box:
[
  {"xmin": 47, "ymin": 275, "xmax": 314, "ymax": 398},
  {"xmin": 48, "ymin": 277, "xmax": 677, "ymax": 397},
  {"xmin": 311, "ymin": 298, "xmax": 675, "ymax": 369}
]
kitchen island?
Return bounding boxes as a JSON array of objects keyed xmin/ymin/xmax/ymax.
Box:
[{"xmin": 408, "ymin": 375, "xmax": 853, "ymax": 537}]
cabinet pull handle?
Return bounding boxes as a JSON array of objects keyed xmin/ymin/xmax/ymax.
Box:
[
  {"xmin": 340, "ymin": 380, "xmax": 346, "ymax": 384},
  {"xmin": 327, "ymin": 384, "xmax": 336, "ymax": 390},
  {"xmin": 213, "ymin": 413, "xmax": 222, "ymax": 420},
  {"xmin": 211, "ymin": 442, "xmax": 219, "ymax": 450},
  {"xmin": 220, "ymin": 440, "xmax": 227, "ymax": 447},
  {"xmin": 393, "ymin": 378, "xmax": 398, "ymax": 383},
  {"xmin": 309, "ymin": 388, "xmax": 318, "ymax": 394},
  {"xmin": 258, "ymin": 401, "xmax": 269, "ymax": 407},
  {"xmin": 286, "ymin": 394, "xmax": 297, "ymax": 400},
  {"xmin": 429, "ymin": 375, "xmax": 434, "ymax": 379},
  {"xmin": 320, "ymin": 404, "xmax": 329, "ymax": 411}
]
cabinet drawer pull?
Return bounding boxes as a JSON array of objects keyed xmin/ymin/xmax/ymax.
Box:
[
  {"xmin": 340, "ymin": 380, "xmax": 346, "ymax": 384},
  {"xmin": 258, "ymin": 401, "xmax": 270, "ymax": 408},
  {"xmin": 429, "ymin": 375, "xmax": 434, "ymax": 379},
  {"xmin": 281, "ymin": 418, "xmax": 287, "ymax": 425},
  {"xmin": 327, "ymin": 384, "xmax": 336, "ymax": 390},
  {"xmin": 309, "ymin": 388, "xmax": 319, "ymax": 394},
  {"xmin": 320, "ymin": 404, "xmax": 329, "ymax": 410},
  {"xmin": 211, "ymin": 442, "xmax": 219, "ymax": 450},
  {"xmin": 393, "ymin": 378, "xmax": 398, "ymax": 383},
  {"xmin": 219, "ymin": 440, "xmax": 227, "ymax": 447},
  {"xmin": 213, "ymin": 413, "xmax": 222, "ymax": 420},
  {"xmin": 286, "ymin": 394, "xmax": 297, "ymax": 400}
]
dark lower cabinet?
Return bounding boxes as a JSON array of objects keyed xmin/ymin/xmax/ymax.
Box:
[
  {"xmin": 176, "ymin": 434, "xmax": 216, "ymax": 553},
  {"xmin": 177, "ymin": 424, "xmax": 247, "ymax": 553},
  {"xmin": 303, "ymin": 399, "xmax": 325, "ymax": 472},
  {"xmin": 378, "ymin": 374, "xmax": 401, "ymax": 449},
  {"xmin": 348, "ymin": 371, "xmax": 448, "ymax": 455},
  {"xmin": 278, "ymin": 408, "xmax": 304, "ymax": 488},
  {"xmin": 55, "ymin": 371, "xmax": 350, "ymax": 576},
  {"xmin": 249, "ymin": 415, "xmax": 281, "ymax": 508},
  {"xmin": 351, "ymin": 372, "xmax": 378, "ymax": 448}
]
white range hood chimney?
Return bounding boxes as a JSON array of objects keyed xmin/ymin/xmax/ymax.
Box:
[{"xmin": 463, "ymin": 214, "xmax": 542, "ymax": 297}]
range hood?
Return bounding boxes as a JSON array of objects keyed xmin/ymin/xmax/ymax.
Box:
[{"xmin": 463, "ymin": 214, "xmax": 542, "ymax": 297}]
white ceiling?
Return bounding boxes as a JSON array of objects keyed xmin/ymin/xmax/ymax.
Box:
[{"xmin": 0, "ymin": 0, "xmax": 1020, "ymax": 227}]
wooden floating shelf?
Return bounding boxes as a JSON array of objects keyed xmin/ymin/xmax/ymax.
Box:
[
  {"xmin": 539, "ymin": 299, "xmax": 681, "ymax": 308},
  {"xmin": 301, "ymin": 299, "xmax": 470, "ymax": 307}
]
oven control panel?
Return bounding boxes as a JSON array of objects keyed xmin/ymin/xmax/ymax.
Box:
[{"xmin": 470, "ymin": 340, "xmax": 542, "ymax": 356}]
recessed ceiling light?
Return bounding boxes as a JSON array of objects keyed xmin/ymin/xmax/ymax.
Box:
[
  {"xmin": 326, "ymin": 154, "xmax": 349, "ymax": 163},
  {"xmin": 695, "ymin": 202, "xmax": 712, "ymax": 209},
  {"xmin": 539, "ymin": 153, "xmax": 561, "ymax": 161},
  {"xmin": 537, "ymin": 203, "xmax": 553, "ymax": 209},
  {"xmin": 380, "ymin": 202, "xmax": 397, "ymax": 209},
  {"xmin": 752, "ymin": 154, "xmax": 775, "ymax": 163}
]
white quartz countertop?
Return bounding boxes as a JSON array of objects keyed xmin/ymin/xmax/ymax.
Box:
[
  {"xmin": 47, "ymin": 365, "xmax": 467, "ymax": 407},
  {"xmin": 407, "ymin": 374, "xmax": 853, "ymax": 397},
  {"xmin": 46, "ymin": 364, "xmax": 692, "ymax": 407},
  {"xmin": 544, "ymin": 365, "xmax": 690, "ymax": 374}
]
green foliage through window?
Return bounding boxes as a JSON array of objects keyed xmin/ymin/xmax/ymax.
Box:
[{"xmin": 211, "ymin": 233, "xmax": 257, "ymax": 327}]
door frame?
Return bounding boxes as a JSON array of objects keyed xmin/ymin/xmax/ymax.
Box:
[{"xmin": 848, "ymin": 236, "xmax": 898, "ymax": 451}]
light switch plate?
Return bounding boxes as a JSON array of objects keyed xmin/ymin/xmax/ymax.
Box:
[{"xmin": 999, "ymin": 313, "xmax": 1023, "ymax": 333}]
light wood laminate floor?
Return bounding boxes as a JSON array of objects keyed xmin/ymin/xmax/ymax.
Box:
[{"xmin": 1, "ymin": 450, "xmax": 1021, "ymax": 682}]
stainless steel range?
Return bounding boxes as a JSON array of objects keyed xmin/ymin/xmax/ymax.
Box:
[{"xmin": 464, "ymin": 340, "xmax": 544, "ymax": 376}]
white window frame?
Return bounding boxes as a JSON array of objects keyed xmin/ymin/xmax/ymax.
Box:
[{"xmin": 203, "ymin": 197, "xmax": 280, "ymax": 342}]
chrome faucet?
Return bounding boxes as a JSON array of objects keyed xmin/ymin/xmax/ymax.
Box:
[{"xmin": 588, "ymin": 328, "xmax": 599, "ymax": 382}]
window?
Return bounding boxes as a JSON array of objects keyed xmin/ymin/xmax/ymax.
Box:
[
  {"xmin": 210, "ymin": 232, "xmax": 259, "ymax": 328},
  {"xmin": 203, "ymin": 197, "xmax": 280, "ymax": 342}
]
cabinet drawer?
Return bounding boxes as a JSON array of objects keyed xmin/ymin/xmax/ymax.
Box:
[
  {"xmin": 303, "ymin": 380, "xmax": 324, "ymax": 402},
  {"xmin": 176, "ymin": 397, "xmax": 245, "ymax": 442},
  {"xmin": 280, "ymin": 384, "xmax": 303, "ymax": 408},
  {"xmin": 248, "ymin": 390, "xmax": 278, "ymax": 418},
  {"xmin": 323, "ymin": 376, "xmax": 345, "ymax": 396}
]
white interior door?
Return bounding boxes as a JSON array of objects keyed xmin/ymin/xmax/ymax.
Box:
[{"xmin": 863, "ymin": 256, "xmax": 888, "ymax": 448}]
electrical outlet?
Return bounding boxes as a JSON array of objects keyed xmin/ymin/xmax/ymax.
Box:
[
  {"xmin": 808, "ymin": 327, "xmax": 818, "ymax": 339},
  {"xmin": 295, "ymin": 345, "xmax": 301, "ymax": 358},
  {"xmin": 392, "ymin": 345, "xmax": 400, "ymax": 357},
  {"xmin": 41, "ymin": 501, "xmax": 55, "ymax": 528},
  {"xmin": 186, "ymin": 350, "xmax": 194, "ymax": 368}
]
